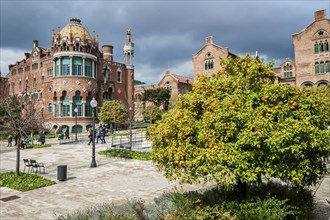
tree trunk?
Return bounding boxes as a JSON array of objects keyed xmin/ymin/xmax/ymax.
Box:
[{"xmin": 15, "ymin": 136, "xmax": 21, "ymax": 176}]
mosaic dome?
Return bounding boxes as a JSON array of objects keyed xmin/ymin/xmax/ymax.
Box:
[{"xmin": 60, "ymin": 18, "xmax": 92, "ymax": 41}]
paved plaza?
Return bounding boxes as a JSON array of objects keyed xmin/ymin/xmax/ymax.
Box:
[
  {"xmin": 0, "ymin": 135, "xmax": 329, "ymax": 220},
  {"xmin": 0, "ymin": 136, "xmax": 206, "ymax": 220}
]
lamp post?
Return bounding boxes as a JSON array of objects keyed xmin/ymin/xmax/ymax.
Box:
[
  {"xmin": 90, "ymin": 97, "xmax": 97, "ymax": 168},
  {"xmin": 74, "ymin": 107, "xmax": 78, "ymax": 141}
]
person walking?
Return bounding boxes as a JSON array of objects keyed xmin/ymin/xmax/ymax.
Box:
[
  {"xmin": 101, "ymin": 127, "xmax": 107, "ymax": 144},
  {"xmin": 87, "ymin": 128, "xmax": 93, "ymax": 145},
  {"xmin": 96, "ymin": 128, "xmax": 102, "ymax": 144},
  {"xmin": 7, "ymin": 134, "xmax": 13, "ymax": 147}
]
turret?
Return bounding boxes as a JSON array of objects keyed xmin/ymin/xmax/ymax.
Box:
[
  {"xmin": 124, "ymin": 28, "xmax": 134, "ymax": 70},
  {"xmin": 124, "ymin": 29, "xmax": 135, "ymax": 109}
]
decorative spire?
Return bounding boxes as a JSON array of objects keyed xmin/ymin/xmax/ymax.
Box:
[
  {"xmin": 126, "ymin": 28, "xmax": 131, "ymax": 43},
  {"xmin": 51, "ymin": 29, "xmax": 55, "ymax": 44},
  {"xmin": 57, "ymin": 26, "xmax": 61, "ymax": 41}
]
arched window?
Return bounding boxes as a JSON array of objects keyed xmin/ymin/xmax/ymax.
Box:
[
  {"xmin": 73, "ymin": 57, "xmax": 82, "ymax": 75},
  {"xmin": 48, "ymin": 103, "xmax": 53, "ymax": 113},
  {"xmin": 315, "ymin": 62, "xmax": 319, "ymax": 73},
  {"xmin": 324, "ymin": 40, "xmax": 329, "ymax": 52},
  {"xmin": 19, "ymin": 81, "xmax": 22, "ymax": 91},
  {"xmin": 103, "ymin": 92, "xmax": 110, "ymax": 100},
  {"xmin": 85, "ymin": 96, "xmax": 92, "ymax": 117},
  {"xmin": 320, "ymin": 62, "xmax": 325, "ymax": 73},
  {"xmin": 318, "ymin": 82, "xmax": 328, "ymax": 87},
  {"xmin": 319, "ymin": 41, "xmax": 324, "ymax": 52},
  {"xmin": 314, "ymin": 42, "xmax": 319, "ymax": 53},
  {"xmin": 73, "ymin": 91, "xmax": 82, "ymax": 116},
  {"xmin": 75, "ymin": 43, "xmax": 80, "ymax": 51},
  {"xmin": 61, "ymin": 91, "xmax": 70, "ymax": 117},
  {"xmin": 325, "ymin": 61, "xmax": 330, "ymax": 72},
  {"xmin": 63, "ymin": 43, "xmax": 68, "ymax": 51},
  {"xmin": 205, "ymin": 62, "xmax": 208, "ymax": 70},
  {"xmin": 117, "ymin": 68, "xmax": 122, "ymax": 83},
  {"xmin": 210, "ymin": 60, "xmax": 214, "ymax": 69},
  {"xmin": 61, "ymin": 57, "xmax": 70, "ymax": 75}
]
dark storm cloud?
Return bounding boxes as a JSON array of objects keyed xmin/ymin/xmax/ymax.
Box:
[{"xmin": 1, "ymin": 1, "xmax": 328, "ymax": 82}]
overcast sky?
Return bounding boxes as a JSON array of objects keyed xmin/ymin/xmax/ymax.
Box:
[{"xmin": 0, "ymin": 0, "xmax": 328, "ymax": 84}]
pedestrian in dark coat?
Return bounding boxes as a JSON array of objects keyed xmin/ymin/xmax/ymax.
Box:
[
  {"xmin": 7, "ymin": 135, "xmax": 12, "ymax": 147},
  {"xmin": 39, "ymin": 130, "xmax": 46, "ymax": 144}
]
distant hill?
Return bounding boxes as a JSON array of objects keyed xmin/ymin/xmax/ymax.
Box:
[{"xmin": 134, "ymin": 80, "xmax": 146, "ymax": 85}]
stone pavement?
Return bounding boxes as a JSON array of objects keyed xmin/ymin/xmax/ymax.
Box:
[
  {"xmin": 0, "ymin": 138, "xmax": 205, "ymax": 220},
  {"xmin": 0, "ymin": 137, "xmax": 329, "ymax": 220}
]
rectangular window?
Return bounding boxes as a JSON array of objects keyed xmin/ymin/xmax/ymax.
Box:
[
  {"xmin": 62, "ymin": 105, "xmax": 70, "ymax": 117},
  {"xmin": 42, "ymin": 76, "xmax": 45, "ymax": 84},
  {"xmin": 33, "ymin": 78, "xmax": 37, "ymax": 88},
  {"xmin": 85, "ymin": 59, "xmax": 92, "ymax": 77},
  {"xmin": 32, "ymin": 63, "xmax": 38, "ymax": 70},
  {"xmin": 25, "ymin": 66, "xmax": 30, "ymax": 72},
  {"xmin": 18, "ymin": 68, "xmax": 23, "ymax": 74},
  {"xmin": 47, "ymin": 68, "xmax": 53, "ymax": 76},
  {"xmin": 62, "ymin": 58, "xmax": 70, "ymax": 75},
  {"xmin": 73, "ymin": 57, "xmax": 82, "ymax": 75}
]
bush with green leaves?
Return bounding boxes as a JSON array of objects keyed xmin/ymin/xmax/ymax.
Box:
[{"xmin": 0, "ymin": 171, "xmax": 56, "ymax": 191}]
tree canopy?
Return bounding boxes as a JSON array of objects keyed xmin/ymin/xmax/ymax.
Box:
[
  {"xmin": 142, "ymin": 105, "xmax": 163, "ymax": 123},
  {"xmin": 148, "ymin": 55, "xmax": 330, "ymax": 191},
  {"xmin": 98, "ymin": 100, "xmax": 128, "ymax": 126},
  {"xmin": 141, "ymin": 88, "xmax": 171, "ymax": 110}
]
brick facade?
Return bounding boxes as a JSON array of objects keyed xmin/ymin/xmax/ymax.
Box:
[
  {"xmin": 134, "ymin": 70, "xmax": 193, "ymax": 121},
  {"xmin": 5, "ymin": 18, "xmax": 134, "ymax": 133}
]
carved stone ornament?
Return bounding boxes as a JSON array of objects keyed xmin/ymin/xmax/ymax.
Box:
[
  {"xmin": 88, "ymin": 81, "xmax": 92, "ymax": 85},
  {"xmin": 63, "ymin": 80, "xmax": 67, "ymax": 85},
  {"xmin": 76, "ymin": 80, "xmax": 80, "ymax": 85},
  {"xmin": 118, "ymin": 89, "xmax": 121, "ymax": 94}
]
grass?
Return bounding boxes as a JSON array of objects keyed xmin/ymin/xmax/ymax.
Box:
[
  {"xmin": 25, "ymin": 144, "xmax": 51, "ymax": 149},
  {"xmin": 0, "ymin": 171, "xmax": 56, "ymax": 191},
  {"xmin": 98, "ymin": 149, "xmax": 151, "ymax": 160}
]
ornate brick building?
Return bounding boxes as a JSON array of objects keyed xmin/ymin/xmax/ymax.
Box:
[
  {"xmin": 276, "ymin": 9, "xmax": 330, "ymax": 87},
  {"xmin": 134, "ymin": 70, "xmax": 193, "ymax": 121},
  {"xmin": 6, "ymin": 18, "xmax": 134, "ymax": 134}
]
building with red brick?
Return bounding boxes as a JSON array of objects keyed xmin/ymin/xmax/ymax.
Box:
[
  {"xmin": 0, "ymin": 72, "xmax": 9, "ymax": 100},
  {"xmin": 5, "ymin": 18, "xmax": 134, "ymax": 134},
  {"xmin": 193, "ymin": 10, "xmax": 330, "ymax": 88},
  {"xmin": 134, "ymin": 69, "xmax": 193, "ymax": 121},
  {"xmin": 276, "ymin": 9, "xmax": 330, "ymax": 87}
]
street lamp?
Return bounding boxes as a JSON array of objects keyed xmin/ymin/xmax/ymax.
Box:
[
  {"xmin": 74, "ymin": 107, "xmax": 78, "ymax": 141},
  {"xmin": 90, "ymin": 97, "xmax": 97, "ymax": 168}
]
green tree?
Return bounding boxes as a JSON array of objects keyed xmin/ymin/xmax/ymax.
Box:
[
  {"xmin": 0, "ymin": 95, "xmax": 45, "ymax": 175},
  {"xmin": 148, "ymin": 55, "xmax": 330, "ymax": 197},
  {"xmin": 141, "ymin": 88, "xmax": 171, "ymax": 110},
  {"xmin": 142, "ymin": 105, "xmax": 163, "ymax": 124},
  {"xmin": 98, "ymin": 100, "xmax": 128, "ymax": 130}
]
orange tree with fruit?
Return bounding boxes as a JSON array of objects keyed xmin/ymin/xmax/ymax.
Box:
[{"xmin": 148, "ymin": 55, "xmax": 330, "ymax": 197}]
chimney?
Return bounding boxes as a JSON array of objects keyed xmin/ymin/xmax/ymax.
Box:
[
  {"xmin": 102, "ymin": 45, "xmax": 113, "ymax": 61},
  {"xmin": 314, "ymin": 9, "xmax": 326, "ymax": 21},
  {"xmin": 205, "ymin": 36, "xmax": 213, "ymax": 45},
  {"xmin": 33, "ymin": 40, "xmax": 38, "ymax": 48}
]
